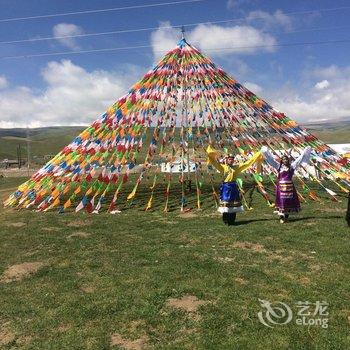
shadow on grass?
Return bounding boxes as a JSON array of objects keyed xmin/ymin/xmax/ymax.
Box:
[
  {"xmin": 233, "ymin": 218, "xmax": 272, "ymax": 226},
  {"xmin": 232, "ymin": 215, "xmax": 344, "ymax": 226},
  {"xmin": 289, "ymin": 215, "xmax": 343, "ymax": 222}
]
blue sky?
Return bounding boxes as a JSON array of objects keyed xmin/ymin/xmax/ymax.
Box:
[{"xmin": 1, "ymin": 0, "xmax": 350, "ymax": 127}]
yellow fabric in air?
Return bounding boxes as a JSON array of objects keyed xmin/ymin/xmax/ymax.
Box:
[{"xmin": 206, "ymin": 145, "xmax": 262, "ymax": 183}]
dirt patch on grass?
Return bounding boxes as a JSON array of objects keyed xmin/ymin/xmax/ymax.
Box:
[
  {"xmin": 6, "ymin": 222, "xmax": 26, "ymax": 228},
  {"xmin": 276, "ymin": 289, "xmax": 290, "ymax": 299},
  {"xmin": 267, "ymin": 249, "xmax": 315, "ymax": 264},
  {"xmin": 23, "ymin": 249, "xmax": 41, "ymax": 257},
  {"xmin": 180, "ymin": 327, "xmax": 197, "ymax": 336},
  {"xmin": 1, "ymin": 262, "xmax": 45, "ymax": 283},
  {"xmin": 166, "ymin": 295, "xmax": 209, "ymax": 313},
  {"xmin": 110, "ymin": 333, "xmax": 149, "ymax": 350},
  {"xmin": 231, "ymin": 241, "xmax": 266, "ymax": 253},
  {"xmin": 299, "ymin": 276, "xmax": 311, "ymax": 285},
  {"xmin": 42, "ymin": 227, "xmax": 61, "ymax": 232},
  {"xmin": 298, "ymin": 252, "xmax": 315, "ymax": 261},
  {"xmin": 283, "ymin": 273, "xmax": 310, "ymax": 285},
  {"xmin": 267, "ymin": 252, "xmax": 292, "ymax": 263},
  {"xmin": 179, "ymin": 234, "xmax": 200, "ymax": 245},
  {"xmin": 283, "ymin": 272, "xmax": 295, "ymax": 280},
  {"xmin": 203, "ymin": 212, "xmax": 221, "ymax": 218},
  {"xmin": 264, "ymin": 236, "xmax": 278, "ymax": 241},
  {"xmin": 178, "ymin": 211, "xmax": 197, "ymax": 218},
  {"xmin": 151, "ymin": 216, "xmax": 179, "ymax": 225},
  {"xmin": 317, "ymin": 207, "xmax": 344, "ymax": 213},
  {"xmin": 128, "ymin": 320, "xmax": 145, "ymax": 333},
  {"xmin": 67, "ymin": 220, "xmax": 91, "ymax": 228},
  {"xmin": 310, "ymin": 264, "xmax": 322, "ymax": 272},
  {"xmin": 0, "ymin": 327, "xmax": 15, "ymax": 346},
  {"xmin": 165, "ymin": 220, "xmax": 178, "ymax": 224},
  {"xmin": 215, "ymin": 256, "xmax": 235, "ymax": 263},
  {"xmin": 234, "ymin": 277, "xmax": 248, "ymax": 285},
  {"xmin": 57, "ymin": 324, "xmax": 71, "ymax": 333},
  {"xmin": 80, "ymin": 285, "xmax": 95, "ymax": 293},
  {"xmin": 305, "ymin": 222, "xmax": 316, "ymax": 226},
  {"xmin": 68, "ymin": 231, "xmax": 90, "ymax": 238},
  {"xmin": 17, "ymin": 335, "xmax": 32, "ymax": 345}
]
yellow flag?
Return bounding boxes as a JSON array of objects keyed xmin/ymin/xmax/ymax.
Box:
[
  {"xmin": 18, "ymin": 183, "xmax": 28, "ymax": 191},
  {"xmin": 127, "ymin": 184, "xmax": 138, "ymax": 200},
  {"xmin": 4, "ymin": 198, "xmax": 15, "ymax": 207},
  {"xmin": 64, "ymin": 199, "xmax": 72, "ymax": 209},
  {"xmin": 22, "ymin": 199, "xmax": 30, "ymax": 208},
  {"xmin": 255, "ymin": 152, "xmax": 264, "ymax": 174},
  {"xmin": 86, "ymin": 187, "xmax": 93, "ymax": 196},
  {"xmin": 63, "ymin": 185, "xmax": 70, "ymax": 195},
  {"xmin": 51, "ymin": 188, "xmax": 60, "ymax": 198},
  {"xmin": 51, "ymin": 197, "xmax": 60, "ymax": 208},
  {"xmin": 145, "ymin": 195, "xmax": 153, "ymax": 211},
  {"xmin": 37, "ymin": 189, "xmax": 47, "ymax": 197}
]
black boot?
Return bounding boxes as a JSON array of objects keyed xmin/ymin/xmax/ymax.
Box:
[
  {"xmin": 227, "ymin": 213, "xmax": 236, "ymax": 226},
  {"xmin": 222, "ymin": 213, "xmax": 229, "ymax": 225}
]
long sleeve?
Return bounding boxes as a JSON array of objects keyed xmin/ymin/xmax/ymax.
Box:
[
  {"xmin": 291, "ymin": 146, "xmax": 312, "ymax": 170},
  {"xmin": 235, "ymin": 150, "xmax": 263, "ymax": 174},
  {"xmin": 206, "ymin": 145, "xmax": 225, "ymax": 174},
  {"xmin": 261, "ymin": 146, "xmax": 279, "ymax": 170}
]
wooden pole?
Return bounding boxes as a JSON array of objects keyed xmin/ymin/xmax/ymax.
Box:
[
  {"xmin": 26, "ymin": 127, "xmax": 30, "ymax": 177},
  {"xmin": 346, "ymin": 192, "xmax": 350, "ymax": 227}
]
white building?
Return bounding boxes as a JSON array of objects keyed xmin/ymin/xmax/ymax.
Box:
[
  {"xmin": 328, "ymin": 144, "xmax": 350, "ymax": 156},
  {"xmin": 161, "ymin": 157, "xmax": 197, "ymax": 173}
]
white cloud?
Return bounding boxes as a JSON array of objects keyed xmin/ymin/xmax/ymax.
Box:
[
  {"xmin": 0, "ymin": 60, "xmax": 143, "ymax": 128},
  {"xmin": 314, "ymin": 80, "xmax": 330, "ymax": 90},
  {"xmin": 247, "ymin": 10, "xmax": 293, "ymax": 31},
  {"xmin": 53, "ymin": 23, "xmax": 84, "ymax": 50},
  {"xmin": 190, "ymin": 24, "xmax": 276, "ymax": 54},
  {"xmin": 230, "ymin": 58, "xmax": 251, "ymax": 75},
  {"xmin": 151, "ymin": 21, "xmax": 276, "ymax": 60},
  {"xmin": 268, "ymin": 66, "xmax": 350, "ymax": 122},
  {"xmin": 0, "ymin": 75, "xmax": 8, "ymax": 89},
  {"xmin": 311, "ymin": 65, "xmax": 350, "ymax": 79},
  {"xmin": 244, "ymin": 81, "xmax": 263, "ymax": 94},
  {"xmin": 150, "ymin": 21, "xmax": 179, "ymax": 60},
  {"xmin": 227, "ymin": 0, "xmax": 253, "ymax": 10}
]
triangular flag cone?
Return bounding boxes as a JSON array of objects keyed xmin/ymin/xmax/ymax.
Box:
[{"xmin": 4, "ymin": 38, "xmax": 350, "ymax": 213}]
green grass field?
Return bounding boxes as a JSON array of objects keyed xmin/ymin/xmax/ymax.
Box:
[
  {"xmin": 0, "ymin": 177, "xmax": 349, "ymax": 349},
  {"xmin": 311, "ymin": 127, "xmax": 350, "ymax": 144}
]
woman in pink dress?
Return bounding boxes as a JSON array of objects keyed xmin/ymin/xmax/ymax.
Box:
[{"xmin": 262, "ymin": 146, "xmax": 312, "ymax": 223}]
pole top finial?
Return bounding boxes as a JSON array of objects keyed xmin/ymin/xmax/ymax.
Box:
[
  {"xmin": 181, "ymin": 26, "xmax": 186, "ymax": 40},
  {"xmin": 177, "ymin": 26, "xmax": 187, "ymax": 47}
]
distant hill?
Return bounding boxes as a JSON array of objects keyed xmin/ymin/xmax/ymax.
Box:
[
  {"xmin": 0, "ymin": 126, "xmax": 84, "ymax": 162},
  {"xmin": 0, "ymin": 121, "xmax": 349, "ymax": 162},
  {"xmin": 302, "ymin": 119, "xmax": 350, "ymax": 144}
]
